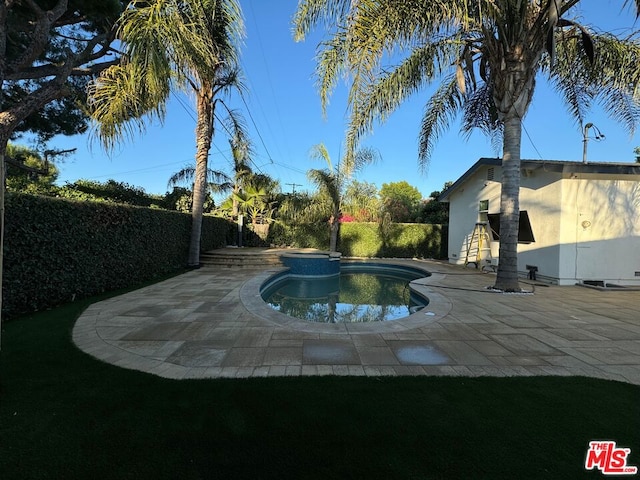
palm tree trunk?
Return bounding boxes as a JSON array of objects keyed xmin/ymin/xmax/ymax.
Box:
[
  {"xmin": 329, "ymin": 216, "xmax": 339, "ymax": 252},
  {"xmin": 188, "ymin": 88, "xmax": 214, "ymax": 266},
  {"xmin": 232, "ymin": 187, "xmax": 239, "ymax": 218},
  {"xmin": 494, "ymin": 114, "xmax": 522, "ymax": 291},
  {"xmin": 0, "ymin": 144, "xmax": 5, "ymax": 351}
]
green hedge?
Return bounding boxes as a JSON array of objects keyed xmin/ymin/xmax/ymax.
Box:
[
  {"xmin": 267, "ymin": 221, "xmax": 445, "ymax": 259},
  {"xmin": 339, "ymin": 222, "xmax": 445, "ymax": 258},
  {"xmin": 3, "ymin": 193, "xmax": 233, "ymax": 317},
  {"xmin": 267, "ymin": 222, "xmax": 330, "ymax": 250}
]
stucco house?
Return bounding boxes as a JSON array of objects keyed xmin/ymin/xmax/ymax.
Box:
[{"xmin": 439, "ymin": 158, "xmax": 640, "ymax": 286}]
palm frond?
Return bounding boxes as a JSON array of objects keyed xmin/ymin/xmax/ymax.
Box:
[
  {"xmin": 622, "ymin": 0, "xmax": 640, "ymax": 18},
  {"xmin": 219, "ymin": 106, "xmax": 250, "ymax": 147},
  {"xmin": 418, "ymin": 75, "xmax": 465, "ymax": 169},
  {"xmin": 307, "ymin": 168, "xmax": 340, "ymax": 210},
  {"xmin": 315, "ymin": 29, "xmax": 348, "ymax": 115},
  {"xmin": 342, "ymin": 40, "xmax": 459, "ymax": 167},
  {"xmin": 292, "ymin": 0, "xmax": 351, "ymax": 42},
  {"xmin": 550, "ymin": 29, "xmax": 640, "ymax": 134},
  {"xmin": 461, "ymin": 82, "xmax": 503, "ymax": 144},
  {"xmin": 167, "ymin": 166, "xmax": 196, "ymax": 188},
  {"xmin": 168, "ymin": 165, "xmax": 232, "ymax": 191},
  {"xmin": 246, "ymin": 173, "xmax": 280, "ymax": 193},
  {"xmin": 598, "ymin": 88, "xmax": 640, "ymax": 135},
  {"xmin": 87, "ymin": 61, "xmax": 170, "ymax": 151},
  {"xmin": 309, "ymin": 143, "xmax": 333, "ymax": 171},
  {"xmin": 350, "ymin": 146, "xmax": 381, "ymax": 175}
]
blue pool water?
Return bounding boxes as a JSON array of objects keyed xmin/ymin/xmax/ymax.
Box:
[{"xmin": 260, "ymin": 264, "xmax": 430, "ymax": 323}]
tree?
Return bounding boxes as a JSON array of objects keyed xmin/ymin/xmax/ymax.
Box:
[
  {"xmin": 227, "ymin": 134, "xmax": 255, "ymax": 219},
  {"xmin": 380, "ymin": 181, "xmax": 422, "ymax": 222},
  {"xmin": 6, "ymin": 143, "xmax": 59, "ymax": 194},
  {"xmin": 294, "ymin": 0, "xmax": 640, "ymax": 291},
  {"xmin": 162, "ymin": 186, "xmax": 215, "ymax": 213},
  {"xmin": 634, "ymin": 146, "xmax": 640, "ymax": 163},
  {"xmin": 242, "ymin": 174, "xmax": 280, "ymax": 225},
  {"xmin": 307, "ymin": 143, "xmax": 379, "ymax": 252},
  {"xmin": 89, "ymin": 0, "xmax": 245, "ymax": 266},
  {"xmin": 168, "ymin": 164, "xmax": 234, "ymax": 205},
  {"xmin": 417, "ymin": 182, "xmax": 453, "ymax": 224},
  {"xmin": 0, "ymin": 1, "xmax": 123, "ymax": 148},
  {"xmin": 218, "ymin": 173, "xmax": 279, "ymax": 224},
  {"xmin": 0, "ymin": 1, "xmax": 125, "ymax": 346}
]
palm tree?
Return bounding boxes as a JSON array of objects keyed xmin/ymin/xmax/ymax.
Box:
[
  {"xmin": 168, "ymin": 165, "xmax": 233, "ymax": 195},
  {"xmin": 294, "ymin": 0, "xmax": 640, "ymax": 291},
  {"xmin": 168, "ymin": 127, "xmax": 253, "ymax": 213},
  {"xmin": 307, "ymin": 143, "xmax": 379, "ymax": 252},
  {"xmin": 227, "ymin": 133, "xmax": 255, "ymax": 219},
  {"xmin": 89, "ymin": 0, "xmax": 245, "ymax": 266}
]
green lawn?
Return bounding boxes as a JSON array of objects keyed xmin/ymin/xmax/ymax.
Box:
[{"xmin": 1, "ymin": 288, "xmax": 638, "ymax": 479}]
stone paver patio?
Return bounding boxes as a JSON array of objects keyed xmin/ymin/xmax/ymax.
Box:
[{"xmin": 73, "ymin": 257, "xmax": 640, "ymax": 384}]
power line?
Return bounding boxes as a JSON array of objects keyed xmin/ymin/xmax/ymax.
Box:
[
  {"xmin": 521, "ymin": 122, "xmax": 544, "ymax": 159},
  {"xmin": 239, "ymin": 91, "xmax": 274, "ymax": 163},
  {"xmin": 78, "ymin": 159, "xmax": 196, "ymax": 180},
  {"xmin": 504, "ymin": 89, "xmax": 544, "ymax": 160},
  {"xmin": 245, "ymin": 1, "xmax": 290, "ymax": 161},
  {"xmin": 172, "ymin": 92, "xmax": 197, "ymax": 123},
  {"xmin": 171, "ymin": 91, "xmax": 233, "ymax": 164},
  {"xmin": 272, "ymin": 160, "xmax": 306, "ymax": 175}
]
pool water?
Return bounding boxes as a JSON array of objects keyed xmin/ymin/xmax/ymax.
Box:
[{"xmin": 261, "ymin": 266, "xmax": 429, "ymax": 323}]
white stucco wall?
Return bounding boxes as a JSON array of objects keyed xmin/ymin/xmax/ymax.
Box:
[
  {"xmin": 446, "ymin": 164, "xmax": 640, "ymax": 285},
  {"xmin": 515, "ymin": 169, "xmax": 563, "ymax": 281},
  {"xmin": 558, "ymin": 174, "xmax": 640, "ymax": 285},
  {"xmin": 446, "ymin": 165, "xmax": 501, "ymax": 267}
]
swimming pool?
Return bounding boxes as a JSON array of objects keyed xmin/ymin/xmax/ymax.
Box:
[
  {"xmin": 239, "ymin": 259, "xmax": 451, "ymax": 334},
  {"xmin": 260, "ymin": 263, "xmax": 430, "ymax": 323}
]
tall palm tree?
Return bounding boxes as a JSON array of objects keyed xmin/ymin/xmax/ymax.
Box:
[
  {"xmin": 294, "ymin": 0, "xmax": 640, "ymax": 291},
  {"xmin": 89, "ymin": 0, "xmax": 245, "ymax": 266},
  {"xmin": 307, "ymin": 143, "xmax": 379, "ymax": 251}
]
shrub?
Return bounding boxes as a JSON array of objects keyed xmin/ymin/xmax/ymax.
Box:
[{"xmin": 3, "ymin": 193, "xmax": 233, "ymax": 317}]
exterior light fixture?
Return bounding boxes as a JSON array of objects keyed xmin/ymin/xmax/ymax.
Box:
[{"xmin": 582, "ymin": 123, "xmax": 605, "ymax": 163}]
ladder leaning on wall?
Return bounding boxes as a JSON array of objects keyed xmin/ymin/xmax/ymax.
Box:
[{"xmin": 464, "ymin": 222, "xmax": 491, "ymax": 268}]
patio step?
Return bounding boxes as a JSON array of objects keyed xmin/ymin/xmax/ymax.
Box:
[{"xmin": 199, "ymin": 248, "xmax": 285, "ymax": 268}]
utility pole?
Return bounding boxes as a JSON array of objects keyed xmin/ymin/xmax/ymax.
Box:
[{"xmin": 286, "ymin": 183, "xmax": 302, "ymax": 194}]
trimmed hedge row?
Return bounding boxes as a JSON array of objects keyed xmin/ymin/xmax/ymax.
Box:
[
  {"xmin": 267, "ymin": 222, "xmax": 329, "ymax": 250},
  {"xmin": 339, "ymin": 222, "xmax": 446, "ymax": 259},
  {"xmin": 4, "ymin": 193, "xmax": 233, "ymax": 317},
  {"xmin": 267, "ymin": 221, "xmax": 446, "ymax": 259}
]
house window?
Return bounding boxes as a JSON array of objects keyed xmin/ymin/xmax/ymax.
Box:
[
  {"xmin": 478, "ymin": 200, "xmax": 489, "ymax": 223},
  {"xmin": 487, "ymin": 211, "xmax": 535, "ymax": 243}
]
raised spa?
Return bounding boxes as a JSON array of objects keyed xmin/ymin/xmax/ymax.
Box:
[{"xmin": 260, "ymin": 262, "xmax": 430, "ymax": 323}]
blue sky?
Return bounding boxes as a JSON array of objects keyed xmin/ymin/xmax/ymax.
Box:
[{"xmin": 46, "ymin": 0, "xmax": 640, "ymax": 199}]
